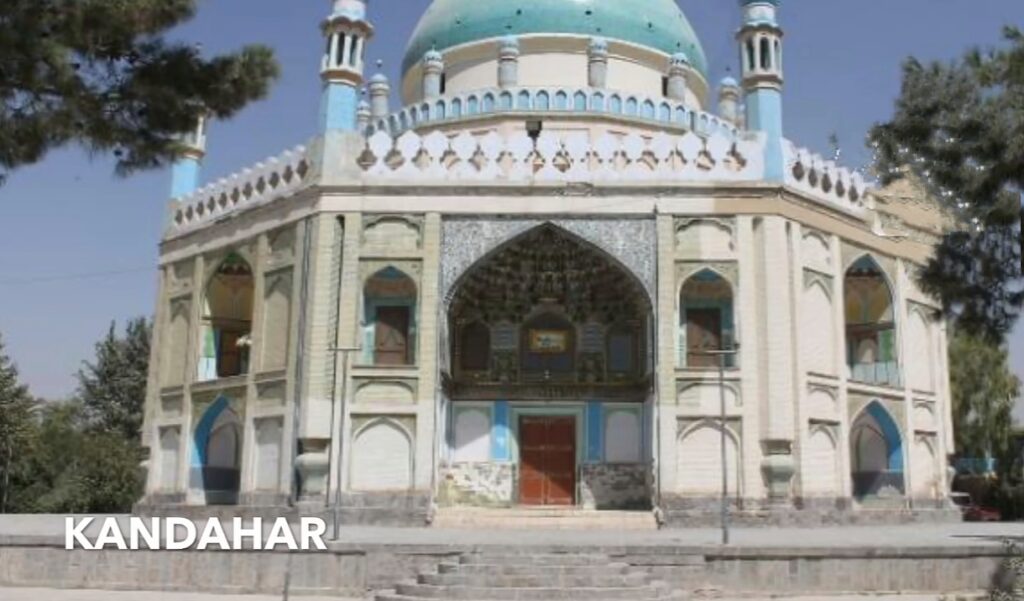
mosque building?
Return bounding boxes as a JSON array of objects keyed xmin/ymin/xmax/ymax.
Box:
[{"xmin": 140, "ymin": 0, "xmax": 956, "ymax": 526}]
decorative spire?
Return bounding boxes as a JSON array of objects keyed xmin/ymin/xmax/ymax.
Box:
[
  {"xmin": 497, "ymin": 36, "xmax": 520, "ymax": 89},
  {"xmin": 318, "ymin": 0, "xmax": 374, "ymax": 132},
  {"xmin": 368, "ymin": 64, "xmax": 391, "ymax": 119},
  {"xmin": 588, "ymin": 37, "xmax": 609, "ymax": 88},
  {"xmin": 422, "ymin": 49, "xmax": 444, "ymax": 98},
  {"xmin": 717, "ymin": 75, "xmax": 742, "ymax": 126},
  {"xmin": 666, "ymin": 52, "xmax": 690, "ymax": 102}
]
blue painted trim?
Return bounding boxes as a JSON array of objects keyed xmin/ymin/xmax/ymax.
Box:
[
  {"xmin": 745, "ymin": 88, "xmax": 785, "ymax": 182},
  {"xmin": 491, "ymin": 401, "xmax": 511, "ymax": 461},
  {"xmin": 319, "ymin": 82, "xmax": 359, "ymax": 132},
  {"xmin": 191, "ymin": 395, "xmax": 230, "ymax": 467},
  {"xmin": 586, "ymin": 402, "xmax": 604, "ymax": 463},
  {"xmin": 866, "ymin": 402, "xmax": 904, "ymax": 472},
  {"xmin": 171, "ymin": 157, "xmax": 201, "ymax": 199}
]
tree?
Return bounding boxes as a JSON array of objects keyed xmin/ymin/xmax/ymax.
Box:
[
  {"xmin": 0, "ymin": 333, "xmax": 37, "ymax": 513},
  {"xmin": 77, "ymin": 317, "xmax": 151, "ymax": 441},
  {"xmin": 949, "ymin": 331, "xmax": 1020, "ymax": 472},
  {"xmin": 0, "ymin": 0, "xmax": 280, "ymax": 185},
  {"xmin": 13, "ymin": 402, "xmax": 142, "ymax": 513},
  {"xmin": 870, "ymin": 26, "xmax": 1024, "ymax": 342}
]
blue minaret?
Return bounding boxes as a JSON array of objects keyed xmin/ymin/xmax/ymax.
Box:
[
  {"xmin": 738, "ymin": 0, "xmax": 785, "ymax": 182},
  {"xmin": 170, "ymin": 115, "xmax": 208, "ymax": 199},
  {"xmin": 318, "ymin": 0, "xmax": 374, "ymax": 133}
]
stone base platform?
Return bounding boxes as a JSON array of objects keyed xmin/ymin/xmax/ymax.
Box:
[
  {"xmin": 0, "ymin": 518, "xmax": 1016, "ymax": 598},
  {"xmin": 433, "ymin": 507, "xmax": 658, "ymax": 530}
]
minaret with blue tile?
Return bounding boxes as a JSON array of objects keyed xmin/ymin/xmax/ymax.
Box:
[
  {"xmin": 170, "ymin": 115, "xmax": 207, "ymax": 199},
  {"xmin": 318, "ymin": 0, "xmax": 373, "ymax": 133},
  {"xmin": 738, "ymin": 0, "xmax": 785, "ymax": 182}
]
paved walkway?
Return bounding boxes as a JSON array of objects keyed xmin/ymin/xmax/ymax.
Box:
[
  {"xmin": 0, "ymin": 514, "xmax": 1020, "ymax": 549},
  {"xmin": 0, "ymin": 589, "xmax": 364, "ymax": 601},
  {"xmin": 0, "ymin": 590, "xmax": 954, "ymax": 601}
]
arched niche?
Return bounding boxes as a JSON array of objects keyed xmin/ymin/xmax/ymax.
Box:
[
  {"xmin": 363, "ymin": 266, "xmax": 417, "ymax": 366},
  {"xmin": 192, "ymin": 396, "xmax": 242, "ymax": 505},
  {"xmin": 844, "ymin": 256, "xmax": 898, "ymax": 386},
  {"xmin": 850, "ymin": 401, "xmax": 904, "ymax": 500},
  {"xmin": 199, "ymin": 253, "xmax": 254, "ymax": 381},
  {"xmin": 679, "ymin": 269, "xmax": 735, "ymax": 368},
  {"xmin": 446, "ymin": 225, "xmax": 651, "ymax": 395}
]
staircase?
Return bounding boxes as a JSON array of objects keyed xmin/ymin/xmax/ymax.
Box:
[
  {"xmin": 376, "ymin": 551, "xmax": 683, "ymax": 601},
  {"xmin": 432, "ymin": 507, "xmax": 658, "ymax": 530}
]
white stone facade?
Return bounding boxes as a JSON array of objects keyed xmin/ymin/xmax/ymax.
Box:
[{"xmin": 139, "ymin": 0, "xmax": 956, "ymax": 525}]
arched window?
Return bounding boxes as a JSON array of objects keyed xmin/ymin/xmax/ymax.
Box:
[
  {"xmin": 844, "ymin": 256, "xmax": 898, "ymax": 386},
  {"xmin": 199, "ymin": 253, "xmax": 254, "ymax": 381},
  {"xmin": 364, "ymin": 267, "xmax": 417, "ymax": 366},
  {"xmin": 760, "ymin": 37, "xmax": 772, "ymax": 70},
  {"xmin": 746, "ymin": 39, "xmax": 756, "ymax": 72},
  {"xmin": 458, "ymin": 320, "xmax": 491, "ymax": 373},
  {"xmin": 680, "ymin": 270, "xmax": 735, "ymax": 368},
  {"xmin": 850, "ymin": 401, "xmax": 904, "ymax": 499}
]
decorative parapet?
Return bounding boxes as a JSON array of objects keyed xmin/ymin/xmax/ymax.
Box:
[
  {"xmin": 784, "ymin": 141, "xmax": 871, "ymax": 216},
  {"xmin": 358, "ymin": 129, "xmax": 766, "ymax": 183},
  {"xmin": 167, "ymin": 145, "xmax": 311, "ymax": 236},
  {"xmin": 367, "ymin": 87, "xmax": 738, "ymax": 139}
]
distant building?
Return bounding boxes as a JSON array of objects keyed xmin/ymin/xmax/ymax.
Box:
[{"xmin": 139, "ymin": 0, "xmax": 956, "ymax": 526}]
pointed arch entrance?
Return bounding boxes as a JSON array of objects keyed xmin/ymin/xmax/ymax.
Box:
[
  {"xmin": 850, "ymin": 401, "xmax": 905, "ymax": 500},
  {"xmin": 442, "ymin": 224, "xmax": 654, "ymax": 508}
]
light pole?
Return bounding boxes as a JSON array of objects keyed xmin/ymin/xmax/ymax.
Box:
[
  {"xmin": 326, "ymin": 345, "xmax": 359, "ymax": 541},
  {"xmin": 695, "ymin": 343, "xmax": 740, "ymax": 546}
]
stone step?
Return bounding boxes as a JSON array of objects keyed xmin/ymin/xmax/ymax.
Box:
[
  {"xmin": 438, "ymin": 562, "xmax": 633, "ymax": 576},
  {"xmin": 418, "ymin": 571, "xmax": 651, "ymax": 588},
  {"xmin": 434, "ymin": 508, "xmax": 657, "ymax": 531},
  {"xmin": 378, "ymin": 594, "xmax": 684, "ymax": 601},
  {"xmin": 393, "ymin": 582, "xmax": 670, "ymax": 600},
  {"xmin": 459, "ymin": 553, "xmax": 612, "ymax": 566}
]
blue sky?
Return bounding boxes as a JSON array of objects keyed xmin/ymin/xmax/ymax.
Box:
[{"xmin": 0, "ymin": 0, "xmax": 1021, "ymax": 417}]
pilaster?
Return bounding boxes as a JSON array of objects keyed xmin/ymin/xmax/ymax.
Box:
[
  {"xmin": 333, "ymin": 213, "xmax": 363, "ymax": 497},
  {"xmin": 655, "ymin": 214, "xmax": 677, "ymax": 497},
  {"xmin": 416, "ymin": 213, "xmax": 442, "ymax": 490}
]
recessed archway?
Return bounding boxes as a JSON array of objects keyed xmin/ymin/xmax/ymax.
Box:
[
  {"xmin": 850, "ymin": 401, "xmax": 904, "ymax": 500},
  {"xmin": 199, "ymin": 253, "xmax": 254, "ymax": 381},
  {"xmin": 844, "ymin": 256, "xmax": 898, "ymax": 386},
  {"xmin": 192, "ymin": 396, "xmax": 242, "ymax": 505}
]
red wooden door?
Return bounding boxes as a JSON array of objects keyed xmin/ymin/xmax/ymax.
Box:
[
  {"xmin": 519, "ymin": 416, "xmax": 576, "ymax": 506},
  {"xmin": 686, "ymin": 308, "xmax": 722, "ymax": 368},
  {"xmin": 375, "ymin": 306, "xmax": 410, "ymax": 365}
]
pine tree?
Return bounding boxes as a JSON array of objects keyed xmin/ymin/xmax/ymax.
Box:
[
  {"xmin": 870, "ymin": 27, "xmax": 1024, "ymax": 342},
  {"xmin": 0, "ymin": 0, "xmax": 280, "ymax": 184},
  {"xmin": 0, "ymin": 333, "xmax": 36, "ymax": 513},
  {"xmin": 77, "ymin": 318, "xmax": 151, "ymax": 441}
]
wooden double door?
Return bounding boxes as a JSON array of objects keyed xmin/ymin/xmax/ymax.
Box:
[{"xmin": 518, "ymin": 416, "xmax": 576, "ymax": 506}]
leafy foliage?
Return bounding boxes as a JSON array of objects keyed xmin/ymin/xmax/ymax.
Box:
[
  {"xmin": 12, "ymin": 402, "xmax": 143, "ymax": 513},
  {"xmin": 0, "ymin": 0, "xmax": 280, "ymax": 184},
  {"xmin": 77, "ymin": 318, "xmax": 151, "ymax": 440},
  {"xmin": 870, "ymin": 27, "xmax": 1024, "ymax": 341},
  {"xmin": 0, "ymin": 322, "xmax": 148, "ymax": 513},
  {"xmin": 0, "ymin": 334, "xmax": 37, "ymax": 513},
  {"xmin": 949, "ymin": 331, "xmax": 1020, "ymax": 470}
]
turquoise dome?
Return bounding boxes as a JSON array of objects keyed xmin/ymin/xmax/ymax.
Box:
[{"xmin": 403, "ymin": 0, "xmax": 708, "ymax": 79}]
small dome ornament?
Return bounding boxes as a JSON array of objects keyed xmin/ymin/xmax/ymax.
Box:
[{"xmin": 670, "ymin": 51, "xmax": 691, "ymax": 69}]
